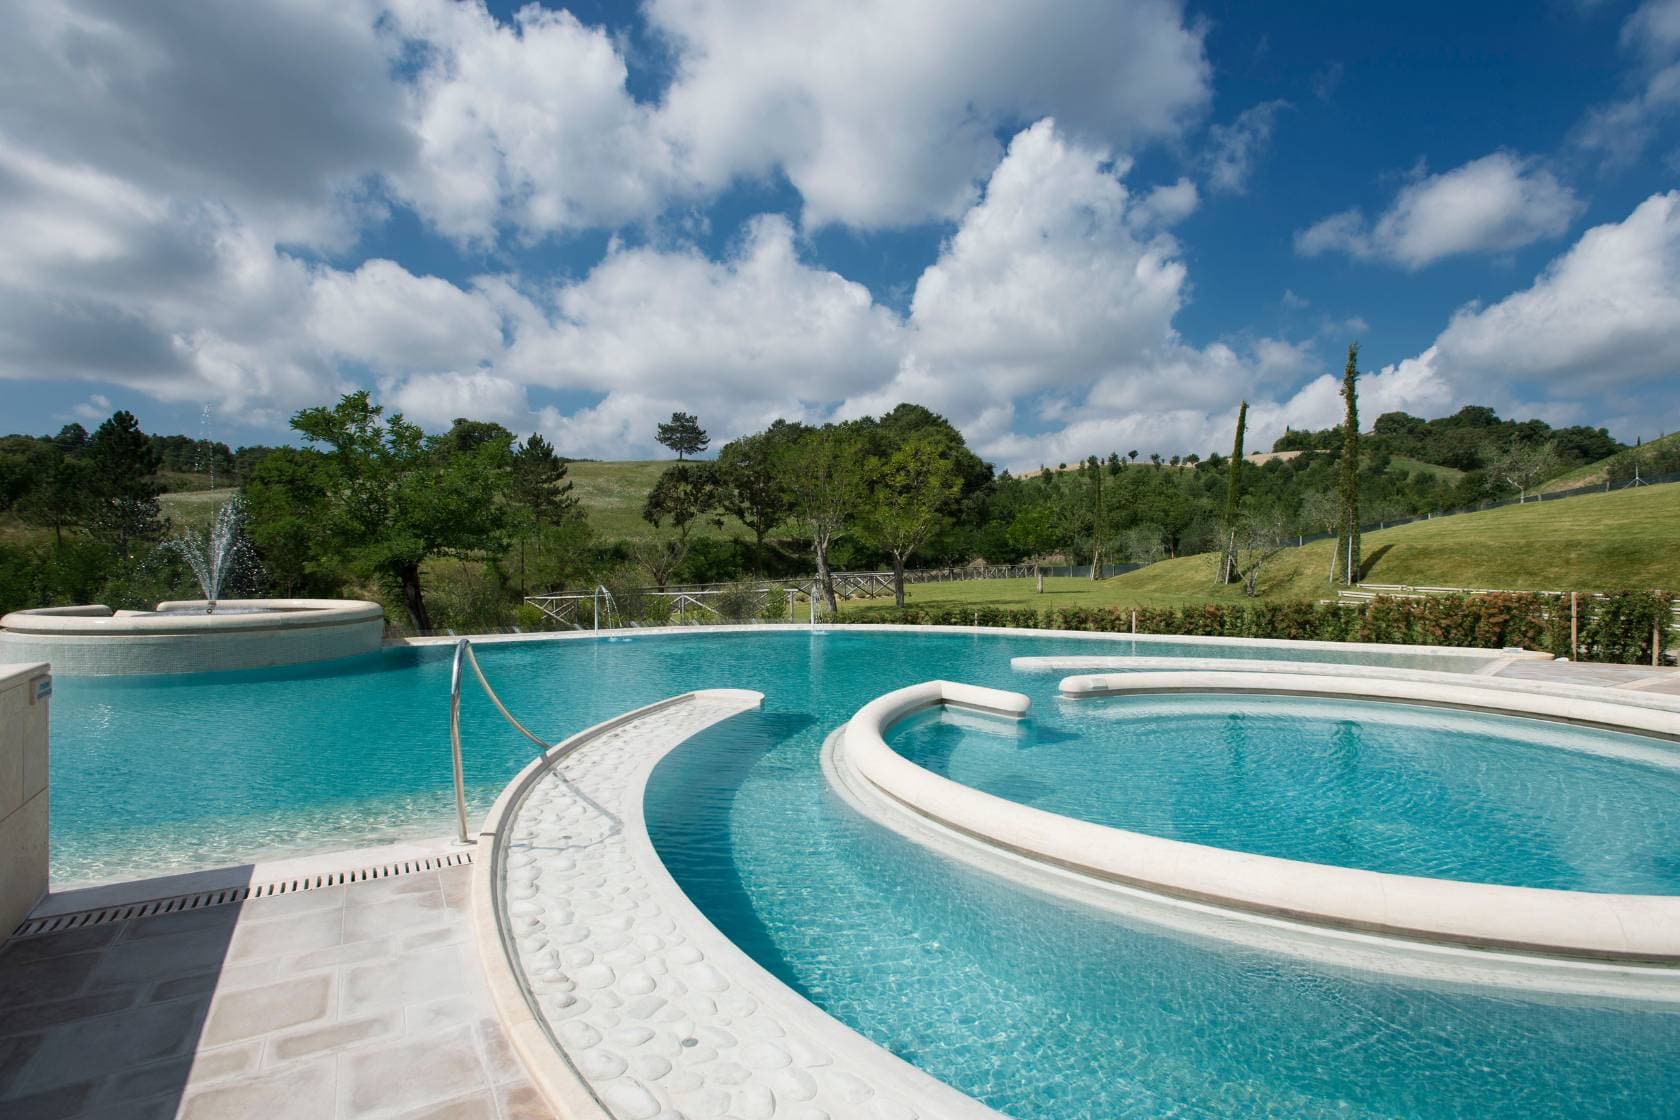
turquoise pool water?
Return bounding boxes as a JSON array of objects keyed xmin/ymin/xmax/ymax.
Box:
[
  {"xmin": 887, "ymin": 695, "xmax": 1680, "ymax": 893},
  {"xmin": 48, "ymin": 630, "xmax": 1680, "ymax": 1117}
]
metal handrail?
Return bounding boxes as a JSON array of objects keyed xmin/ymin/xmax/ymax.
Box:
[{"xmin": 449, "ymin": 637, "xmax": 554, "ymax": 844}]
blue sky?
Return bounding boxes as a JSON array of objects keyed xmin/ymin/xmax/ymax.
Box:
[{"xmin": 2, "ymin": 0, "xmax": 1678, "ymax": 469}]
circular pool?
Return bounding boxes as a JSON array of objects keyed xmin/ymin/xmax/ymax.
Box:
[{"xmin": 0, "ymin": 598, "xmax": 385, "ymax": 675}]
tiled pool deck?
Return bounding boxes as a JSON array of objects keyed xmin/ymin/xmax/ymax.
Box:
[
  {"xmin": 0, "ymin": 861, "xmax": 553, "ymax": 1120},
  {"xmin": 3, "ymin": 650, "xmax": 1678, "ymax": 1120}
]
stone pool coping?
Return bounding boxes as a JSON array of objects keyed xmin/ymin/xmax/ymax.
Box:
[
  {"xmin": 0, "ymin": 598, "xmax": 387, "ymax": 675},
  {"xmin": 834, "ymin": 677, "xmax": 1680, "ymax": 963},
  {"xmin": 471, "ymin": 689, "xmax": 1005, "ymax": 1120},
  {"xmin": 1019, "ymin": 654, "xmax": 1680, "ymax": 712},
  {"xmin": 395, "ymin": 620, "xmax": 1547, "ymax": 664},
  {"xmin": 1, "ymin": 598, "xmax": 384, "ymax": 636}
]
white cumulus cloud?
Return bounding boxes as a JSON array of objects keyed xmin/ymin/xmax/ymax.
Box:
[{"xmin": 1295, "ymin": 153, "xmax": 1582, "ymax": 269}]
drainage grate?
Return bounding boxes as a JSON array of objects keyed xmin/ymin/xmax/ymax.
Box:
[{"xmin": 10, "ymin": 851, "xmax": 474, "ymax": 938}]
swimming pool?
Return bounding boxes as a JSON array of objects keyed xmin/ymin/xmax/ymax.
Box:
[
  {"xmin": 44, "ymin": 628, "xmax": 1478, "ymax": 885},
  {"xmin": 46, "ymin": 628, "xmax": 1680, "ymax": 1117},
  {"xmin": 886, "ymin": 694, "xmax": 1680, "ymax": 893}
]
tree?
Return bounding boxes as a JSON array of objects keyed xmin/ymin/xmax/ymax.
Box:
[
  {"xmin": 859, "ymin": 434, "xmax": 962, "ymax": 608},
  {"xmin": 1219, "ymin": 400, "xmax": 1248, "ymax": 585},
  {"xmin": 291, "ymin": 392, "xmax": 511, "ymax": 632},
  {"xmin": 1334, "ymin": 343, "xmax": 1362, "ymax": 585},
  {"xmin": 241, "ymin": 448, "xmax": 334, "ymax": 597},
  {"xmin": 1492, "ymin": 441, "xmax": 1563, "ymax": 502},
  {"xmin": 642, "ymin": 462, "xmax": 722, "ymax": 544},
  {"xmin": 1298, "ymin": 489, "xmax": 1341, "ymax": 584},
  {"xmin": 510, "ymin": 433, "xmax": 578, "ymax": 595},
  {"xmin": 1081, "ymin": 455, "xmax": 1107, "ymax": 580},
  {"xmin": 715, "ymin": 427, "xmax": 797, "ymax": 572},
  {"xmin": 1232, "ymin": 507, "xmax": 1291, "ymax": 597},
  {"xmin": 16, "ymin": 446, "xmax": 93, "ymax": 549},
  {"xmin": 1121, "ymin": 524, "xmax": 1166, "ymax": 565},
  {"xmin": 776, "ymin": 425, "xmax": 870, "ymax": 613},
  {"xmin": 656, "ymin": 412, "xmax": 709, "ymax": 460},
  {"xmin": 86, "ymin": 410, "xmax": 164, "ymax": 560}
]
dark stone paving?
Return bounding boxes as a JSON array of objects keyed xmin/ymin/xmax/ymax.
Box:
[{"xmin": 0, "ymin": 865, "xmax": 553, "ymax": 1120}]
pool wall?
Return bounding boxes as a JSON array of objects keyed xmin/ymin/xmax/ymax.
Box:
[
  {"xmin": 0, "ymin": 599, "xmax": 385, "ymax": 675},
  {"xmin": 834, "ymin": 674, "xmax": 1680, "ymax": 962}
]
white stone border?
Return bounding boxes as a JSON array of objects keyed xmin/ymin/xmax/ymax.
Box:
[
  {"xmin": 471, "ymin": 690, "xmax": 1006, "ymax": 1120},
  {"xmin": 836, "ymin": 678, "xmax": 1680, "ymax": 962},
  {"xmin": 0, "ymin": 598, "xmax": 386, "ymax": 675},
  {"xmin": 1, "ymin": 598, "xmax": 383, "ymax": 636},
  {"xmin": 395, "ymin": 620, "xmax": 1543, "ymax": 663},
  {"xmin": 1016, "ymin": 654, "xmax": 1680, "ymax": 712}
]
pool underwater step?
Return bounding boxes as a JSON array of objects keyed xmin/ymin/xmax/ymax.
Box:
[
  {"xmin": 475, "ymin": 688, "xmax": 1007, "ymax": 1120},
  {"xmin": 13, "ymin": 849, "xmax": 472, "ymax": 938}
]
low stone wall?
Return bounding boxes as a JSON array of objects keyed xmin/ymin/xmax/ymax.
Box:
[
  {"xmin": 0, "ymin": 663, "xmax": 50, "ymax": 935},
  {"xmin": 0, "ymin": 599, "xmax": 385, "ymax": 675}
]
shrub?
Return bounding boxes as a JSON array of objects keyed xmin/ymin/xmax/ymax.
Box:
[{"xmin": 846, "ymin": 590, "xmax": 1672, "ymax": 665}]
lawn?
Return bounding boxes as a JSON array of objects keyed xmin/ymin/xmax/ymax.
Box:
[{"xmin": 841, "ymin": 482, "xmax": 1680, "ymax": 618}]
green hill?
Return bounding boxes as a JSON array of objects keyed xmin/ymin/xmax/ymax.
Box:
[
  {"xmin": 843, "ymin": 483, "xmax": 1680, "ymax": 618},
  {"xmin": 1540, "ymin": 430, "xmax": 1680, "ymax": 493}
]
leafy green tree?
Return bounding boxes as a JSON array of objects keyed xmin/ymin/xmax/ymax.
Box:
[
  {"xmin": 776, "ymin": 425, "xmax": 870, "ymax": 612},
  {"xmin": 241, "ymin": 448, "xmax": 335, "ymax": 597},
  {"xmin": 86, "ymin": 410, "xmax": 164, "ymax": 560},
  {"xmin": 715, "ymin": 425, "xmax": 799, "ymax": 571},
  {"xmin": 1334, "ymin": 344, "xmax": 1362, "ymax": 585},
  {"xmin": 291, "ymin": 392, "xmax": 512, "ymax": 632},
  {"xmin": 643, "ymin": 462, "xmax": 722, "ymax": 544},
  {"xmin": 1219, "ymin": 400, "xmax": 1248, "ymax": 584},
  {"xmin": 16, "ymin": 445, "xmax": 94, "ymax": 548},
  {"xmin": 859, "ymin": 434, "xmax": 962, "ymax": 607},
  {"xmin": 656, "ymin": 412, "xmax": 709, "ymax": 460}
]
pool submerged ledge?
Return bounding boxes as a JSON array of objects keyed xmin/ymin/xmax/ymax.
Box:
[
  {"xmin": 471, "ymin": 688, "xmax": 1006, "ymax": 1120},
  {"xmin": 831, "ymin": 677, "xmax": 1680, "ymax": 964}
]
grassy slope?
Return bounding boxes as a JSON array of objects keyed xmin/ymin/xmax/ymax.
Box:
[
  {"xmin": 1540, "ymin": 430, "xmax": 1680, "ymax": 493},
  {"xmin": 842, "ymin": 483, "xmax": 1680, "ymax": 617},
  {"xmin": 1387, "ymin": 455, "xmax": 1464, "ymax": 481},
  {"xmin": 565, "ymin": 459, "xmax": 773, "ymax": 542}
]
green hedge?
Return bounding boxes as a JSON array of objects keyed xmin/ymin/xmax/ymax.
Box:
[{"xmin": 845, "ymin": 591, "xmax": 1672, "ymax": 665}]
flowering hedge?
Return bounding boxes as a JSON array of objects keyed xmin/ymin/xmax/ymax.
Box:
[{"xmin": 845, "ymin": 590, "xmax": 1673, "ymax": 665}]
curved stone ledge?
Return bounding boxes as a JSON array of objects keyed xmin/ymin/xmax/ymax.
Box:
[
  {"xmin": 837, "ymin": 677, "xmax": 1680, "ymax": 963},
  {"xmin": 1013, "ymin": 655, "xmax": 1680, "ymax": 713},
  {"xmin": 0, "ymin": 599, "xmax": 385, "ymax": 675},
  {"xmin": 473, "ymin": 689, "xmax": 1005, "ymax": 1120}
]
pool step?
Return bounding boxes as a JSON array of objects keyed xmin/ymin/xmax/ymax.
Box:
[{"xmin": 10, "ymin": 850, "xmax": 474, "ymax": 938}]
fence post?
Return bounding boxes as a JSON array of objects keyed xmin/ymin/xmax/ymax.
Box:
[
  {"xmin": 1656, "ymin": 616, "xmax": 1663, "ymax": 669},
  {"xmin": 1131, "ymin": 609, "xmax": 1137, "ymax": 634},
  {"xmin": 1570, "ymin": 592, "xmax": 1578, "ymax": 659}
]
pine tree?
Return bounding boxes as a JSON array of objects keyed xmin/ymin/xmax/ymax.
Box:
[
  {"xmin": 1335, "ymin": 344, "xmax": 1361, "ymax": 585},
  {"xmin": 1220, "ymin": 400, "xmax": 1247, "ymax": 584},
  {"xmin": 655, "ymin": 412, "xmax": 709, "ymax": 460},
  {"xmin": 86, "ymin": 410, "xmax": 164, "ymax": 560}
]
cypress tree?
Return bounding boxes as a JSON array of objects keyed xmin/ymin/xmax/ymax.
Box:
[
  {"xmin": 1220, "ymin": 400, "xmax": 1247, "ymax": 583},
  {"xmin": 1336, "ymin": 344, "xmax": 1361, "ymax": 585}
]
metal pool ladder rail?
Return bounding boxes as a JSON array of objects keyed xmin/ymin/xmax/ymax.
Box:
[{"xmin": 449, "ymin": 637, "xmax": 554, "ymax": 845}]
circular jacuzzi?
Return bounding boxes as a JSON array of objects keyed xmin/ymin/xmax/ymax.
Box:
[
  {"xmin": 832, "ymin": 674, "xmax": 1680, "ymax": 960},
  {"xmin": 0, "ymin": 598, "xmax": 386, "ymax": 675}
]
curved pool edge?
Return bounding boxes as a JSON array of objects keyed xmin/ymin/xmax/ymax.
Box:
[
  {"xmin": 470, "ymin": 688, "xmax": 1009, "ymax": 1120},
  {"xmin": 0, "ymin": 598, "xmax": 386, "ymax": 675},
  {"xmin": 836, "ymin": 679, "xmax": 1680, "ymax": 964}
]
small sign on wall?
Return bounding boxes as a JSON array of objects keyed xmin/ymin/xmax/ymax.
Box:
[{"xmin": 30, "ymin": 674, "xmax": 51, "ymax": 705}]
